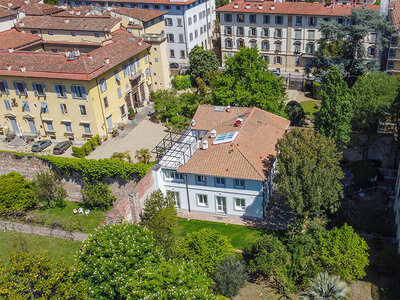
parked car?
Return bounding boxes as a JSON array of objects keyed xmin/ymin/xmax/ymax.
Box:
[
  {"xmin": 31, "ymin": 140, "xmax": 52, "ymax": 152},
  {"xmin": 271, "ymin": 69, "xmax": 281, "ymax": 76},
  {"xmin": 170, "ymin": 63, "xmax": 179, "ymax": 69},
  {"xmin": 53, "ymin": 141, "xmax": 72, "ymax": 155}
]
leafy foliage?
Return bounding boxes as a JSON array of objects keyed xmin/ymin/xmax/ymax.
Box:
[
  {"xmin": 141, "ymin": 190, "xmax": 177, "ymax": 255},
  {"xmin": 188, "ymin": 45, "xmax": 220, "ymax": 84},
  {"xmin": 110, "ymin": 151, "xmax": 132, "ymax": 163},
  {"xmin": 0, "ymin": 251, "xmax": 88, "ymax": 299},
  {"xmin": 75, "ymin": 224, "xmax": 162, "ymax": 299},
  {"xmin": 33, "ymin": 171, "xmax": 67, "ymax": 208},
  {"xmin": 41, "ymin": 156, "xmax": 151, "ymax": 181},
  {"xmin": 313, "ymin": 224, "xmax": 369, "ymax": 282},
  {"xmin": 72, "ymin": 135, "xmax": 101, "ymax": 158},
  {"xmin": 303, "ymin": 272, "xmax": 349, "ymax": 300},
  {"xmin": 315, "ymin": 67, "xmax": 353, "ymax": 148},
  {"xmin": 123, "ymin": 259, "xmax": 215, "ymax": 299},
  {"xmin": 390, "ymin": 86, "xmax": 400, "ymax": 143},
  {"xmin": 173, "ymin": 75, "xmax": 191, "ymax": 90},
  {"xmin": 213, "ymin": 47, "xmax": 286, "ymax": 116},
  {"xmin": 275, "ymin": 129, "xmax": 344, "ymax": 218},
  {"xmin": 214, "ymin": 256, "xmax": 247, "ymax": 298},
  {"xmin": 82, "ymin": 182, "xmax": 115, "ymax": 210},
  {"xmin": 135, "ymin": 148, "xmax": 151, "ymax": 164},
  {"xmin": 0, "ymin": 172, "xmax": 35, "ymax": 214},
  {"xmin": 285, "ymin": 101, "xmax": 306, "ymax": 127},
  {"xmin": 174, "ymin": 228, "xmax": 234, "ymax": 276}
]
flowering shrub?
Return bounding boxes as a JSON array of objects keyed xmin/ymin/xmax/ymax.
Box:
[{"xmin": 74, "ymin": 224, "xmax": 162, "ymax": 299}]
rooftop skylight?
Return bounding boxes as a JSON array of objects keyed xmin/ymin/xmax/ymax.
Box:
[{"xmin": 213, "ymin": 131, "xmax": 238, "ymax": 145}]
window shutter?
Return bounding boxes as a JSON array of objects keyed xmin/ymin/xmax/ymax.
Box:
[
  {"xmin": 55, "ymin": 85, "xmax": 61, "ymax": 97},
  {"xmin": 81, "ymin": 87, "xmax": 86, "ymax": 99},
  {"xmin": 22, "ymin": 82, "xmax": 27, "ymax": 96},
  {"xmin": 248, "ymin": 28, "xmax": 251, "ymax": 37},
  {"xmin": 274, "ymin": 56, "xmax": 277, "ymax": 64},
  {"xmin": 61, "ymin": 85, "xmax": 66, "ymax": 98},
  {"xmin": 13, "ymin": 82, "xmax": 19, "ymax": 95},
  {"xmin": 60, "ymin": 103, "xmax": 65, "ymax": 114},
  {"xmin": 71, "ymin": 86, "xmax": 77, "ymax": 98},
  {"xmin": 3, "ymin": 81, "xmax": 9, "ymax": 94},
  {"xmin": 42, "ymin": 84, "xmax": 46, "ymax": 96},
  {"xmin": 274, "ymin": 30, "xmax": 277, "ymax": 38}
]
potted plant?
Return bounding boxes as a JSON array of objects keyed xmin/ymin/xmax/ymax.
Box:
[
  {"xmin": 112, "ymin": 128, "xmax": 118, "ymax": 137},
  {"xmin": 102, "ymin": 134, "xmax": 108, "ymax": 142},
  {"xmin": 128, "ymin": 107, "xmax": 135, "ymax": 121},
  {"xmin": 119, "ymin": 123, "xmax": 126, "ymax": 130}
]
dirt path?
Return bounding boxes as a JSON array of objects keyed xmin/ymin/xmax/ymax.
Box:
[{"xmin": 0, "ymin": 220, "xmax": 89, "ymax": 241}]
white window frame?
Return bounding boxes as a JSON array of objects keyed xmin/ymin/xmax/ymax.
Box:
[
  {"xmin": 196, "ymin": 175, "xmax": 206, "ymax": 185},
  {"xmin": 197, "ymin": 194, "xmax": 208, "ymax": 207},
  {"xmin": 234, "ymin": 198, "xmax": 246, "ymax": 211},
  {"xmin": 215, "ymin": 177, "xmax": 226, "ymax": 187}
]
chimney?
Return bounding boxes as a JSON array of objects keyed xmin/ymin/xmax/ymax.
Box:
[
  {"xmin": 65, "ymin": 50, "xmax": 71, "ymax": 57},
  {"xmin": 202, "ymin": 140, "xmax": 209, "ymax": 150},
  {"xmin": 65, "ymin": 18, "xmax": 70, "ymax": 23},
  {"xmin": 8, "ymin": 47, "xmax": 14, "ymax": 53},
  {"xmin": 258, "ymin": 4, "xmax": 263, "ymax": 9},
  {"xmin": 21, "ymin": 65, "xmax": 26, "ymax": 72},
  {"xmin": 270, "ymin": 5, "xmax": 275, "ymax": 10},
  {"xmin": 87, "ymin": 54, "xmax": 93, "ymax": 60},
  {"xmin": 191, "ymin": 120, "xmax": 196, "ymax": 127},
  {"xmin": 73, "ymin": 48, "xmax": 80, "ymax": 57},
  {"xmin": 138, "ymin": 41, "xmax": 142, "ymax": 46},
  {"xmin": 6, "ymin": 65, "xmax": 12, "ymax": 71},
  {"xmin": 245, "ymin": 4, "xmax": 250, "ymax": 9},
  {"xmin": 8, "ymin": 2, "xmax": 12, "ymax": 7},
  {"xmin": 235, "ymin": 118, "xmax": 243, "ymax": 127},
  {"xmin": 233, "ymin": 3, "xmax": 238, "ymax": 8},
  {"xmin": 226, "ymin": 105, "xmax": 231, "ymax": 113},
  {"xmin": 76, "ymin": 11, "xmax": 81, "ymax": 15},
  {"xmin": 19, "ymin": 22, "xmax": 24, "ymax": 27},
  {"xmin": 104, "ymin": 57, "xmax": 110, "ymax": 64},
  {"xmin": 210, "ymin": 129, "xmax": 217, "ymax": 138}
]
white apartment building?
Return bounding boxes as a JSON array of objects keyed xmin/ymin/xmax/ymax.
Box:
[
  {"xmin": 217, "ymin": 1, "xmax": 379, "ymax": 72},
  {"xmin": 59, "ymin": 0, "xmax": 216, "ymax": 67}
]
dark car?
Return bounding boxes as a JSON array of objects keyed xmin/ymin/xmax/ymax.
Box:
[
  {"xmin": 169, "ymin": 62, "xmax": 179, "ymax": 69},
  {"xmin": 31, "ymin": 140, "xmax": 52, "ymax": 152},
  {"xmin": 53, "ymin": 141, "xmax": 72, "ymax": 155}
]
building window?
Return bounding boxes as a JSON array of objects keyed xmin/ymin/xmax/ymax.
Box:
[
  {"xmin": 99, "ymin": 79, "xmax": 107, "ymax": 93},
  {"xmin": 225, "ymin": 39, "xmax": 233, "ymax": 48},
  {"xmin": 177, "ymin": 18, "xmax": 183, "ymax": 27},
  {"xmin": 249, "ymin": 27, "xmax": 256, "ymax": 37},
  {"xmin": 250, "ymin": 39, "xmax": 257, "ymax": 48},
  {"xmin": 120, "ymin": 104, "xmax": 126, "ymax": 116},
  {"xmin": 40, "ymin": 102, "xmax": 49, "ymax": 113},
  {"xmin": 234, "ymin": 179, "xmax": 245, "ymax": 188},
  {"xmin": 170, "ymin": 50, "xmax": 175, "ymax": 58},
  {"xmin": 163, "ymin": 169, "xmax": 184, "ymax": 181},
  {"xmin": 262, "ymin": 28, "xmax": 269, "ymax": 37},
  {"xmin": 367, "ymin": 47, "xmax": 375, "ymax": 57},
  {"xmin": 196, "ymin": 175, "xmax": 206, "ymax": 185},
  {"xmin": 308, "ymin": 30, "xmax": 315, "ymax": 40},
  {"xmin": 389, "ymin": 48, "xmax": 396, "ymax": 59},
  {"xmin": 114, "ymin": 70, "xmax": 121, "ymax": 83},
  {"xmin": 225, "ymin": 26, "xmax": 232, "ymax": 36},
  {"xmin": 369, "ymin": 33, "xmax": 376, "ymax": 43},
  {"xmin": 188, "ymin": 17, "xmax": 192, "ymax": 26},
  {"xmin": 55, "ymin": 84, "xmax": 67, "ymax": 98},
  {"xmin": 83, "ymin": 124, "xmax": 91, "ymax": 134},
  {"xmin": 390, "ymin": 36, "xmax": 397, "ymax": 47},
  {"xmin": 263, "ymin": 15, "xmax": 270, "ymax": 24},
  {"xmin": 234, "ymin": 198, "xmax": 246, "ymax": 211},
  {"xmin": 180, "ymin": 50, "xmax": 186, "ymax": 58},
  {"xmin": 199, "ymin": 12, "xmax": 202, "ymax": 20},
  {"xmin": 275, "ymin": 42, "xmax": 282, "ymax": 52},
  {"xmin": 275, "ymin": 56, "xmax": 282, "ymax": 64},
  {"xmin": 79, "ymin": 105, "xmax": 87, "ymax": 115},
  {"xmin": 249, "ymin": 14, "xmax": 256, "ymax": 23},
  {"xmin": 31, "ymin": 30, "xmax": 38, "ymax": 34},
  {"xmin": 308, "ymin": 16, "xmax": 317, "ymax": 26},
  {"xmin": 165, "ymin": 18, "xmax": 173, "ymax": 26},
  {"xmin": 179, "ymin": 34, "xmax": 184, "ymax": 43},
  {"xmin": 262, "ymin": 40, "xmax": 270, "ymax": 51},
  {"xmin": 295, "ymin": 29, "xmax": 301, "ymax": 40},
  {"xmin": 296, "ymin": 16, "xmax": 302, "ymax": 26},
  {"xmin": 4, "ymin": 99, "xmax": 11, "ymax": 110},
  {"xmin": 71, "ymin": 86, "xmax": 86, "ymax": 99},
  {"xmin": 237, "ymin": 27, "xmax": 244, "ymax": 36},
  {"xmin": 224, "ymin": 13, "xmax": 232, "ymax": 22},
  {"xmin": 48, "ymin": 30, "xmax": 53, "ymax": 35},
  {"xmin": 388, "ymin": 61, "xmax": 395, "ymax": 70},
  {"xmin": 71, "ymin": 32, "xmax": 76, "ymax": 36},
  {"xmin": 215, "ymin": 177, "xmax": 225, "ymax": 187},
  {"xmin": 117, "ymin": 87, "xmax": 122, "ymax": 99},
  {"xmin": 60, "ymin": 103, "xmax": 67, "ymax": 114},
  {"xmin": 103, "ymin": 96, "xmax": 108, "ymax": 108},
  {"xmin": 94, "ymin": 32, "xmax": 100, "ymax": 37},
  {"xmin": 45, "ymin": 121, "xmax": 54, "ymax": 131},
  {"xmin": 263, "ymin": 55, "xmax": 270, "ymax": 62},
  {"xmin": 167, "ymin": 191, "xmax": 181, "ymax": 208},
  {"xmin": 306, "ymin": 43, "xmax": 315, "ymax": 54},
  {"xmin": 13, "ymin": 81, "xmax": 27, "ymax": 96},
  {"xmin": 275, "ymin": 15, "xmax": 283, "ymax": 25},
  {"xmin": 22, "ymin": 101, "xmax": 30, "ymax": 112},
  {"xmin": 144, "ymin": 53, "xmax": 148, "ymax": 64},
  {"xmin": 275, "ymin": 29, "xmax": 282, "ymax": 38},
  {"xmin": 200, "ymin": 27, "xmax": 203, "ymax": 35},
  {"xmin": 323, "ymin": 17, "xmax": 330, "ymax": 22},
  {"xmin": 65, "ymin": 122, "xmax": 72, "ymax": 133},
  {"xmin": 197, "ymin": 194, "xmax": 208, "ymax": 207},
  {"xmin": 237, "ymin": 13, "xmax": 244, "ymax": 23},
  {"xmin": 294, "ymin": 42, "xmax": 301, "ymax": 53},
  {"xmin": 193, "ymin": 15, "xmax": 197, "ymax": 23},
  {"xmin": 195, "ymin": 30, "xmax": 198, "ymax": 38},
  {"xmin": 337, "ymin": 18, "xmax": 343, "ymax": 24},
  {"xmin": 167, "ymin": 33, "xmax": 174, "ymax": 42},
  {"xmin": 237, "ymin": 39, "xmax": 245, "ymax": 49},
  {"xmin": 189, "ymin": 33, "xmax": 193, "ymax": 41},
  {"xmin": 0, "ymin": 81, "xmax": 9, "ymax": 94},
  {"xmin": 33, "ymin": 83, "xmax": 46, "ymax": 97}
]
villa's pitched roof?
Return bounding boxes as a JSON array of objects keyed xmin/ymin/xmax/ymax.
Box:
[
  {"xmin": 112, "ymin": 7, "xmax": 167, "ymax": 22},
  {"xmin": 0, "ymin": 28, "xmax": 41, "ymax": 50}
]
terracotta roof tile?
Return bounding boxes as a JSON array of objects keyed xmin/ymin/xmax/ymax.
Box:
[
  {"xmin": 216, "ymin": 1, "xmax": 379, "ymax": 17},
  {"xmin": 112, "ymin": 7, "xmax": 166, "ymax": 22},
  {"xmin": 0, "ymin": 28, "xmax": 150, "ymax": 80},
  {"xmin": 0, "ymin": 0, "xmax": 37, "ymax": 9},
  {"xmin": 0, "ymin": 6, "xmax": 16, "ymax": 17},
  {"xmin": 178, "ymin": 105, "xmax": 290, "ymax": 181},
  {"xmin": 0, "ymin": 28, "xmax": 41, "ymax": 50},
  {"xmin": 94, "ymin": 0, "xmax": 196, "ymax": 5},
  {"xmin": 18, "ymin": 3, "xmax": 63, "ymax": 15},
  {"xmin": 16, "ymin": 15, "xmax": 121, "ymax": 31},
  {"xmin": 53, "ymin": 6, "xmax": 111, "ymax": 17},
  {"xmin": 390, "ymin": 0, "xmax": 400, "ymax": 31}
]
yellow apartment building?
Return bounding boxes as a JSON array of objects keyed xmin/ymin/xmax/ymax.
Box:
[{"xmin": 0, "ymin": 28, "xmax": 164, "ymax": 142}]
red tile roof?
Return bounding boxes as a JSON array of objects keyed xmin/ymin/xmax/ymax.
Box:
[
  {"xmin": 0, "ymin": 28, "xmax": 150, "ymax": 80},
  {"xmin": 53, "ymin": 6, "xmax": 111, "ymax": 17},
  {"xmin": 0, "ymin": 6, "xmax": 16, "ymax": 17},
  {"xmin": 178, "ymin": 105, "xmax": 290, "ymax": 181},
  {"xmin": 0, "ymin": 28, "xmax": 41, "ymax": 50},
  {"xmin": 216, "ymin": 1, "xmax": 379, "ymax": 17},
  {"xmin": 18, "ymin": 3, "xmax": 63, "ymax": 15},
  {"xmin": 389, "ymin": 0, "xmax": 400, "ymax": 31},
  {"xmin": 0, "ymin": 0, "xmax": 34, "ymax": 9},
  {"xmin": 16, "ymin": 15, "xmax": 121, "ymax": 31},
  {"xmin": 112, "ymin": 7, "xmax": 166, "ymax": 22},
  {"xmin": 94, "ymin": 0, "xmax": 196, "ymax": 6}
]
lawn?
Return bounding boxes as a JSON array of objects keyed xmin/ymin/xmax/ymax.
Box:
[
  {"xmin": 300, "ymin": 100, "xmax": 321, "ymax": 119},
  {"xmin": 175, "ymin": 218, "xmax": 263, "ymax": 250},
  {"xmin": 0, "ymin": 230, "xmax": 81, "ymax": 264}
]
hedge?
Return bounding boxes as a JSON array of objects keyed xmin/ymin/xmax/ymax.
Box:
[
  {"xmin": 313, "ymin": 82, "xmax": 322, "ymax": 100},
  {"xmin": 40, "ymin": 156, "xmax": 151, "ymax": 182},
  {"xmin": 72, "ymin": 135, "xmax": 101, "ymax": 158},
  {"xmin": 173, "ymin": 75, "xmax": 191, "ymax": 90}
]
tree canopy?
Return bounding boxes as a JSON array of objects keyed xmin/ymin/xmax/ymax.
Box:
[
  {"xmin": 315, "ymin": 67, "xmax": 353, "ymax": 148},
  {"xmin": 275, "ymin": 129, "xmax": 344, "ymax": 218},
  {"xmin": 187, "ymin": 45, "xmax": 220, "ymax": 84},
  {"xmin": 0, "ymin": 172, "xmax": 35, "ymax": 214},
  {"xmin": 213, "ymin": 47, "xmax": 286, "ymax": 116}
]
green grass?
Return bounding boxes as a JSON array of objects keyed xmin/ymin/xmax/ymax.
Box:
[
  {"xmin": 300, "ymin": 100, "xmax": 321, "ymax": 119},
  {"xmin": 0, "ymin": 230, "xmax": 81, "ymax": 264},
  {"xmin": 175, "ymin": 218, "xmax": 263, "ymax": 250}
]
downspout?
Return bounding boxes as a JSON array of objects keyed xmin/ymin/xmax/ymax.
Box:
[
  {"xmin": 185, "ymin": 174, "xmax": 191, "ymax": 212},
  {"xmin": 183, "ymin": 6, "xmax": 189, "ymax": 61},
  {"xmin": 95, "ymin": 77, "xmax": 108, "ymax": 134}
]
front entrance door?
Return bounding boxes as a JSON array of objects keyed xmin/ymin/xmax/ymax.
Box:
[
  {"xmin": 106, "ymin": 115, "xmax": 113, "ymax": 132},
  {"xmin": 9, "ymin": 118, "xmax": 19, "ymax": 133},
  {"xmin": 216, "ymin": 196, "xmax": 227, "ymax": 214},
  {"xmin": 27, "ymin": 119, "xmax": 37, "ymax": 134}
]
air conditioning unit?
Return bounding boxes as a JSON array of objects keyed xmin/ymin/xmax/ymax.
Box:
[{"xmin": 202, "ymin": 140, "xmax": 209, "ymax": 150}]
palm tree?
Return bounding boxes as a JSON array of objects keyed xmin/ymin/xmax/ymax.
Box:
[
  {"xmin": 110, "ymin": 150, "xmax": 132, "ymax": 163},
  {"xmin": 301, "ymin": 272, "xmax": 349, "ymax": 300},
  {"xmin": 135, "ymin": 148, "xmax": 151, "ymax": 164}
]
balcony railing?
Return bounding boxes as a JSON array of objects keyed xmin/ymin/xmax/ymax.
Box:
[{"xmin": 141, "ymin": 33, "xmax": 166, "ymax": 43}]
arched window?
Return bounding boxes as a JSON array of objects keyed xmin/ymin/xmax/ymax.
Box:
[
  {"xmin": 237, "ymin": 39, "xmax": 245, "ymax": 49},
  {"xmin": 262, "ymin": 40, "xmax": 270, "ymax": 51}
]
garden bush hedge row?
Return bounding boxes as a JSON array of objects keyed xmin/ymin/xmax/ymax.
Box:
[{"xmin": 72, "ymin": 135, "xmax": 101, "ymax": 158}]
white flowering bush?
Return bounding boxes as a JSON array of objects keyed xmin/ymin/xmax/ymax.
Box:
[
  {"xmin": 123, "ymin": 259, "xmax": 215, "ymax": 299},
  {"xmin": 74, "ymin": 223, "xmax": 162, "ymax": 299}
]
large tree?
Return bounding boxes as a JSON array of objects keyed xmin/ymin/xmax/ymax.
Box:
[
  {"xmin": 0, "ymin": 172, "xmax": 35, "ymax": 214},
  {"xmin": 0, "ymin": 252, "xmax": 88, "ymax": 299},
  {"xmin": 213, "ymin": 47, "xmax": 286, "ymax": 116},
  {"xmin": 308, "ymin": 8, "xmax": 392, "ymax": 84},
  {"xmin": 315, "ymin": 67, "xmax": 353, "ymax": 148},
  {"xmin": 187, "ymin": 45, "xmax": 220, "ymax": 84},
  {"xmin": 275, "ymin": 129, "xmax": 344, "ymax": 218}
]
